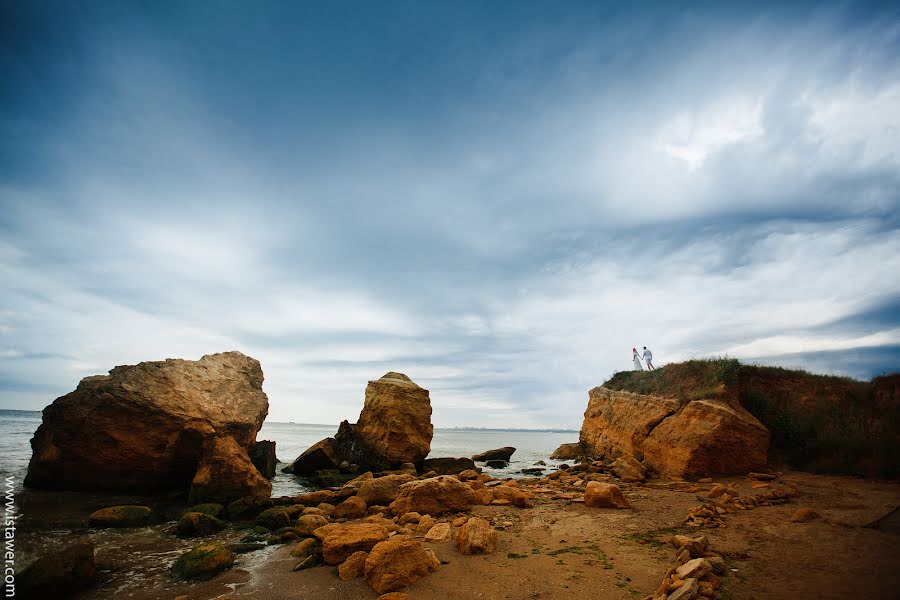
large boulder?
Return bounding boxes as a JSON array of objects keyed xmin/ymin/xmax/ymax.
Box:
[
  {"xmin": 355, "ymin": 372, "xmax": 433, "ymax": 465},
  {"xmin": 88, "ymin": 506, "xmax": 152, "ymax": 528},
  {"xmin": 583, "ymin": 481, "xmax": 631, "ymax": 509},
  {"xmin": 579, "ymin": 386, "xmax": 769, "ymax": 478},
  {"xmin": 550, "ymin": 442, "xmax": 587, "ymax": 460},
  {"xmin": 25, "ymin": 352, "xmax": 269, "ymax": 495},
  {"xmin": 389, "ymin": 475, "xmax": 477, "ymax": 516},
  {"xmin": 364, "ymin": 539, "xmax": 440, "ymax": 594},
  {"xmin": 189, "ymin": 435, "xmax": 272, "ymax": 504},
  {"xmin": 472, "ymin": 447, "xmax": 516, "ymax": 462}
]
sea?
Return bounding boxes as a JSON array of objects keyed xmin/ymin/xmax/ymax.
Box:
[{"xmin": 0, "ymin": 410, "xmax": 579, "ymax": 497}]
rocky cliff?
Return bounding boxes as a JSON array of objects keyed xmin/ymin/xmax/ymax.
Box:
[
  {"xmin": 587, "ymin": 359, "xmax": 900, "ymax": 479},
  {"xmin": 580, "ymin": 386, "xmax": 769, "ymax": 478},
  {"xmin": 25, "ymin": 351, "xmax": 272, "ymax": 501}
]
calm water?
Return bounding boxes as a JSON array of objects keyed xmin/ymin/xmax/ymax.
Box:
[{"xmin": 1, "ymin": 410, "xmax": 578, "ymax": 496}]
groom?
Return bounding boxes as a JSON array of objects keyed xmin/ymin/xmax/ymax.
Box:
[{"xmin": 642, "ymin": 346, "xmax": 655, "ymax": 370}]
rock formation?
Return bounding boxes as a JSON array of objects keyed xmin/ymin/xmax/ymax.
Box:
[
  {"xmin": 25, "ymin": 352, "xmax": 271, "ymax": 502},
  {"xmin": 578, "ymin": 385, "xmax": 769, "ymax": 478},
  {"xmin": 472, "ymin": 447, "xmax": 516, "ymax": 462},
  {"xmin": 356, "ymin": 372, "xmax": 433, "ymax": 464},
  {"xmin": 285, "ymin": 372, "xmax": 433, "ymax": 477}
]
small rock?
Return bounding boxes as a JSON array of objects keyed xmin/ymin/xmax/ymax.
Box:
[
  {"xmin": 332, "ymin": 496, "xmax": 368, "ymax": 520},
  {"xmin": 667, "ymin": 577, "xmax": 698, "ymax": 600},
  {"xmin": 176, "ymin": 512, "xmax": 226, "ymax": 537},
  {"xmin": 675, "ymin": 558, "xmax": 712, "ymax": 580},
  {"xmin": 424, "ymin": 523, "xmax": 451, "ymax": 542},
  {"xmin": 171, "ymin": 542, "xmax": 234, "ymax": 580},
  {"xmin": 790, "ymin": 508, "xmax": 821, "ymax": 523},
  {"xmin": 295, "ymin": 514, "xmax": 329, "ymax": 536},
  {"xmin": 456, "ymin": 517, "xmax": 498, "ymax": 555},
  {"xmin": 88, "ymin": 506, "xmax": 152, "ymax": 528},
  {"xmin": 365, "ymin": 539, "xmax": 440, "ymax": 594}
]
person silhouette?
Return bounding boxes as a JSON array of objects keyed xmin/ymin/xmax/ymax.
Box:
[
  {"xmin": 632, "ymin": 347, "xmax": 644, "ymax": 371},
  {"xmin": 642, "ymin": 346, "xmax": 655, "ymax": 370}
]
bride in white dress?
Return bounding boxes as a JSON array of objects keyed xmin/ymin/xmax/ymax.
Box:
[{"xmin": 632, "ymin": 347, "xmax": 644, "ymax": 371}]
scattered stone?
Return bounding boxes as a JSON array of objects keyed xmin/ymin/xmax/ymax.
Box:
[
  {"xmin": 706, "ymin": 556, "xmax": 726, "ymax": 575},
  {"xmin": 424, "ymin": 523, "xmax": 451, "ymax": 542},
  {"xmin": 364, "ymin": 539, "xmax": 440, "ymax": 594},
  {"xmin": 667, "ymin": 577, "xmax": 698, "ymax": 600},
  {"xmin": 171, "ymin": 542, "xmax": 234, "ymax": 580},
  {"xmin": 295, "ymin": 514, "xmax": 329, "ymax": 536},
  {"xmin": 550, "ymin": 443, "xmax": 586, "ymax": 460},
  {"xmin": 293, "ymin": 554, "xmax": 322, "ymax": 571},
  {"xmin": 377, "ymin": 593, "xmax": 409, "ymax": 600},
  {"xmin": 358, "ymin": 474, "xmax": 417, "ymax": 505},
  {"xmin": 88, "ymin": 506, "xmax": 151, "ymax": 528},
  {"xmin": 398, "ymin": 512, "xmax": 422, "ymax": 526},
  {"xmin": 747, "ymin": 472, "xmax": 777, "ymax": 480},
  {"xmin": 183, "ymin": 503, "xmax": 225, "ymax": 519},
  {"xmin": 338, "ymin": 550, "xmax": 369, "ymax": 580},
  {"xmin": 583, "ymin": 482, "xmax": 631, "ymax": 509},
  {"xmin": 790, "ymin": 508, "xmax": 821, "ymax": 523},
  {"xmin": 227, "ymin": 542, "xmax": 266, "ymax": 554},
  {"xmin": 490, "ymin": 486, "xmax": 532, "ymax": 508},
  {"xmin": 472, "ymin": 447, "xmax": 516, "ymax": 462},
  {"xmin": 333, "ymin": 496, "xmax": 368, "ymax": 520},
  {"xmin": 416, "ymin": 515, "xmax": 436, "ymax": 532},
  {"xmin": 322, "ymin": 523, "xmax": 390, "ymax": 565},
  {"xmin": 457, "ymin": 469, "xmax": 480, "ymax": 480},
  {"xmin": 16, "ymin": 541, "xmax": 96, "ymax": 599},
  {"xmin": 675, "ymin": 558, "xmax": 712, "ymax": 580},
  {"xmin": 296, "ymin": 490, "xmax": 336, "ymax": 506},
  {"xmin": 226, "ymin": 495, "xmax": 274, "ymax": 520},
  {"xmin": 611, "ymin": 455, "xmax": 647, "ymax": 482},
  {"xmin": 176, "ymin": 512, "xmax": 226, "ymax": 537},
  {"xmin": 290, "ymin": 538, "xmax": 322, "ymax": 560},
  {"xmin": 255, "ymin": 507, "xmax": 292, "ymax": 530},
  {"xmin": 418, "ymin": 457, "xmax": 477, "ymax": 475},
  {"xmin": 389, "ymin": 475, "xmax": 477, "ymax": 516},
  {"xmin": 697, "ymin": 477, "xmax": 713, "ymax": 483},
  {"xmin": 456, "ymin": 517, "xmax": 499, "ymax": 555}
]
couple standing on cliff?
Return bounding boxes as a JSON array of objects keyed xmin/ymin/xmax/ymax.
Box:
[{"xmin": 632, "ymin": 346, "xmax": 654, "ymax": 371}]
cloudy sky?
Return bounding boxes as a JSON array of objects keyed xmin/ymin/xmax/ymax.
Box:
[{"xmin": 2, "ymin": 2, "xmax": 898, "ymax": 428}]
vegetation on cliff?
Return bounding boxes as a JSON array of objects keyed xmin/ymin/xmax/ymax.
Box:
[{"xmin": 603, "ymin": 359, "xmax": 900, "ymax": 478}]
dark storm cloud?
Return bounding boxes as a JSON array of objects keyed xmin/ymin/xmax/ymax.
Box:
[{"xmin": 1, "ymin": 1, "xmax": 898, "ymax": 426}]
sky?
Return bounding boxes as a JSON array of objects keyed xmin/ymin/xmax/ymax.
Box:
[{"xmin": 1, "ymin": 1, "xmax": 899, "ymax": 429}]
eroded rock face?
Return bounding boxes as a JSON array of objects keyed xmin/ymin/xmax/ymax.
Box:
[
  {"xmin": 641, "ymin": 399, "xmax": 769, "ymax": 478},
  {"xmin": 356, "ymin": 372, "xmax": 433, "ymax": 465},
  {"xmin": 25, "ymin": 352, "xmax": 269, "ymax": 495},
  {"xmin": 579, "ymin": 386, "xmax": 769, "ymax": 478}
]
